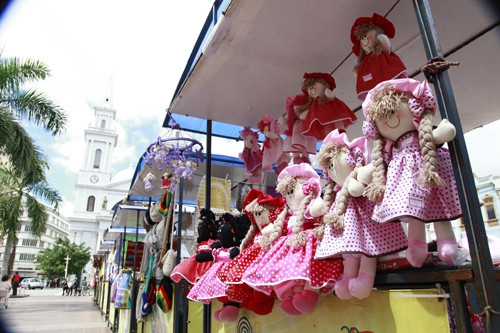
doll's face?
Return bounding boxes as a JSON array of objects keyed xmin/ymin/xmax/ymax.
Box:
[
  {"xmin": 284, "ymin": 178, "xmax": 306, "ymax": 212},
  {"xmin": 375, "ymin": 101, "xmax": 416, "ymax": 141},
  {"xmin": 307, "ymin": 81, "xmax": 327, "ymax": 99},
  {"xmin": 360, "ymin": 29, "xmax": 377, "ymax": 53},
  {"xmin": 244, "ymin": 134, "xmax": 256, "ymax": 148},
  {"xmin": 253, "ymin": 209, "xmax": 270, "ymax": 230},
  {"xmin": 327, "ymin": 151, "xmax": 352, "ymax": 185}
]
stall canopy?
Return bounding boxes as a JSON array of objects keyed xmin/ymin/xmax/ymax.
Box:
[{"xmin": 167, "ymin": 0, "xmax": 500, "ymax": 136}]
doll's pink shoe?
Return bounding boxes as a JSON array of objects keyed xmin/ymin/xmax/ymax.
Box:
[
  {"xmin": 348, "ymin": 273, "xmax": 375, "ymax": 299},
  {"xmin": 437, "ymin": 238, "xmax": 458, "ymax": 266},
  {"xmin": 279, "ymin": 299, "xmax": 301, "ymax": 315},
  {"xmin": 275, "ymin": 162, "xmax": 289, "ymax": 175},
  {"xmin": 213, "ymin": 308, "xmax": 222, "ymax": 321},
  {"xmin": 292, "ymin": 156, "xmax": 303, "ymax": 164},
  {"xmin": 274, "ymin": 280, "xmax": 297, "ymax": 300},
  {"xmin": 292, "ymin": 290, "xmax": 319, "ymax": 314},
  {"xmin": 334, "ymin": 274, "xmax": 355, "ymax": 300},
  {"xmin": 217, "ymin": 304, "xmax": 240, "ymax": 322},
  {"xmin": 406, "ymin": 240, "xmax": 428, "ymax": 268},
  {"xmin": 301, "ymin": 156, "xmax": 311, "ymax": 165}
]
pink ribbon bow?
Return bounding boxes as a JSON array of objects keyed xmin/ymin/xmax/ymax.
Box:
[{"xmin": 302, "ymin": 179, "xmax": 319, "ymax": 196}]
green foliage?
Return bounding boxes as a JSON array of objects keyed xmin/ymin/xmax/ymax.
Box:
[{"xmin": 35, "ymin": 237, "xmax": 91, "ymax": 277}]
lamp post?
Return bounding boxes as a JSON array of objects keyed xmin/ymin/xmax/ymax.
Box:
[{"xmin": 64, "ymin": 255, "xmax": 70, "ymax": 279}]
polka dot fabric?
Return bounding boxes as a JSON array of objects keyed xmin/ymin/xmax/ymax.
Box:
[
  {"xmin": 372, "ymin": 131, "xmax": 462, "ymax": 223},
  {"xmin": 315, "ymin": 194, "xmax": 408, "ymax": 259}
]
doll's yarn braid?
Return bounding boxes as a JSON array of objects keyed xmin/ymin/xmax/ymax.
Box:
[
  {"xmin": 363, "ymin": 136, "xmax": 386, "ymax": 202},
  {"xmin": 259, "ymin": 207, "xmax": 288, "ymax": 251},
  {"xmin": 418, "ymin": 109, "xmax": 444, "ymax": 187},
  {"xmin": 240, "ymin": 224, "xmax": 259, "ymax": 252},
  {"xmin": 288, "ymin": 188, "xmax": 314, "ymax": 247}
]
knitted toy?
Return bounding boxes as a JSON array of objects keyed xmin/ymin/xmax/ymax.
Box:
[
  {"xmin": 242, "ymin": 163, "xmax": 343, "ymax": 316},
  {"xmin": 218, "ymin": 188, "xmax": 288, "ymax": 316},
  {"xmin": 143, "ymin": 172, "xmax": 156, "ymax": 192},
  {"xmin": 297, "ymin": 72, "xmax": 357, "ymax": 141},
  {"xmin": 315, "ymin": 129, "xmax": 408, "ymax": 299},
  {"xmin": 258, "ymin": 114, "xmax": 291, "ymax": 174},
  {"xmin": 280, "ymin": 93, "xmax": 317, "ymax": 165},
  {"xmin": 238, "ymin": 127, "xmax": 264, "ymax": 184},
  {"xmin": 351, "ymin": 13, "xmax": 408, "ymax": 100},
  {"xmin": 360, "ymin": 78, "xmax": 462, "ymax": 268},
  {"xmin": 170, "ymin": 208, "xmax": 217, "ymax": 285},
  {"xmin": 187, "ymin": 213, "xmax": 250, "ymax": 322}
]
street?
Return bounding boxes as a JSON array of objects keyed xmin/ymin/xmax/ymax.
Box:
[{"xmin": 0, "ymin": 287, "xmax": 110, "ymax": 333}]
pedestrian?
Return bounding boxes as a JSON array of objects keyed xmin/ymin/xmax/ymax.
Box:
[
  {"xmin": 0, "ymin": 275, "xmax": 12, "ymax": 308},
  {"xmin": 11, "ymin": 272, "xmax": 20, "ymax": 296},
  {"xmin": 81, "ymin": 277, "xmax": 88, "ymax": 294}
]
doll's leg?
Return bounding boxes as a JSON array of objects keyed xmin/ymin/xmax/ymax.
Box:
[
  {"xmin": 334, "ymin": 255, "xmax": 360, "ymax": 300},
  {"xmin": 248, "ymin": 166, "xmax": 263, "ymax": 184},
  {"xmin": 434, "ymin": 221, "xmax": 458, "ymax": 266},
  {"xmin": 406, "ymin": 219, "xmax": 428, "ymax": 268},
  {"xmin": 348, "ymin": 256, "xmax": 377, "ymax": 299},
  {"xmin": 214, "ymin": 301, "xmax": 241, "ymax": 322},
  {"xmin": 292, "ymin": 283, "xmax": 319, "ymax": 314}
]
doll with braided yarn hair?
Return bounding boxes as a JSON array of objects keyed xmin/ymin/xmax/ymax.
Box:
[
  {"xmin": 241, "ymin": 163, "xmax": 343, "ymax": 316},
  {"xmin": 351, "ymin": 13, "xmax": 408, "ymax": 101},
  {"xmin": 360, "ymin": 78, "xmax": 462, "ymax": 268},
  {"xmin": 314, "ymin": 129, "xmax": 407, "ymax": 300}
]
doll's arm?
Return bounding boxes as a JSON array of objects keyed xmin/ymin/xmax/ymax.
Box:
[
  {"xmin": 377, "ymin": 34, "xmax": 391, "ymax": 53},
  {"xmin": 195, "ymin": 251, "xmax": 214, "ymax": 262},
  {"xmin": 348, "ymin": 178, "xmax": 365, "ymax": 197},
  {"xmin": 325, "ymin": 88, "xmax": 336, "ymax": 100},
  {"xmin": 230, "ymin": 247, "xmax": 240, "ymax": 259},
  {"xmin": 356, "ymin": 162, "xmax": 375, "ymax": 186},
  {"xmin": 261, "ymin": 223, "xmax": 275, "ymax": 236},
  {"xmin": 263, "ymin": 125, "xmax": 279, "ymax": 140},
  {"xmin": 295, "ymin": 105, "xmax": 308, "ymax": 120},
  {"xmin": 433, "ymin": 119, "xmax": 456, "ymax": 145},
  {"xmin": 309, "ymin": 197, "xmax": 328, "ymax": 217}
]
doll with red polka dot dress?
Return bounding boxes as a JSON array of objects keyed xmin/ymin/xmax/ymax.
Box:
[
  {"xmin": 258, "ymin": 114, "xmax": 291, "ymax": 175},
  {"xmin": 314, "ymin": 129, "xmax": 408, "ymax": 300},
  {"xmin": 187, "ymin": 213, "xmax": 251, "ymax": 322},
  {"xmin": 242, "ymin": 163, "xmax": 343, "ymax": 316},
  {"xmin": 217, "ymin": 188, "xmax": 288, "ymax": 316},
  {"xmin": 279, "ymin": 93, "xmax": 317, "ymax": 165},
  {"xmin": 359, "ymin": 78, "xmax": 462, "ymax": 268},
  {"xmin": 239, "ymin": 126, "xmax": 264, "ymax": 184},
  {"xmin": 298, "ymin": 72, "xmax": 357, "ymax": 141},
  {"xmin": 351, "ymin": 13, "xmax": 408, "ymax": 101}
]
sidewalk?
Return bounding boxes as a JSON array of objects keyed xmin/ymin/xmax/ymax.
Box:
[{"xmin": 0, "ymin": 288, "xmax": 110, "ymax": 333}]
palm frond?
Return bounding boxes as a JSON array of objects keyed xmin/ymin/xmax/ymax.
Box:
[
  {"xmin": 0, "ymin": 57, "xmax": 50, "ymax": 92},
  {"xmin": 25, "ymin": 195, "xmax": 48, "ymax": 237},
  {"xmin": 27, "ymin": 181, "xmax": 61, "ymax": 211}
]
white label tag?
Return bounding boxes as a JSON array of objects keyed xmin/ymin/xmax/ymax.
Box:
[{"xmin": 363, "ymin": 73, "xmax": 373, "ymax": 82}]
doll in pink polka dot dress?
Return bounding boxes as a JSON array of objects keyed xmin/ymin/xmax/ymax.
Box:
[
  {"xmin": 360, "ymin": 78, "xmax": 462, "ymax": 268},
  {"xmin": 217, "ymin": 188, "xmax": 288, "ymax": 316},
  {"xmin": 314, "ymin": 129, "xmax": 408, "ymax": 300},
  {"xmin": 242, "ymin": 163, "xmax": 343, "ymax": 316}
]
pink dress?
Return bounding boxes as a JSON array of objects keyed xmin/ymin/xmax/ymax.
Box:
[
  {"xmin": 259, "ymin": 116, "xmax": 290, "ymax": 171},
  {"xmin": 372, "ymin": 131, "xmax": 462, "ymax": 223},
  {"xmin": 241, "ymin": 216, "xmax": 343, "ymax": 297},
  {"xmin": 315, "ymin": 193, "xmax": 408, "ymax": 259},
  {"xmin": 283, "ymin": 120, "xmax": 317, "ymax": 154},
  {"xmin": 356, "ymin": 52, "xmax": 408, "ymax": 100},
  {"xmin": 170, "ymin": 240, "xmax": 214, "ymax": 285},
  {"xmin": 239, "ymin": 147, "xmax": 263, "ymax": 175},
  {"xmin": 187, "ymin": 247, "xmax": 236, "ymax": 304},
  {"xmin": 302, "ymin": 97, "xmax": 357, "ymax": 141}
]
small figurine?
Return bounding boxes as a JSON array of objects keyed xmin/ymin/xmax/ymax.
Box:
[
  {"xmin": 143, "ymin": 172, "xmax": 156, "ymax": 192},
  {"xmin": 238, "ymin": 126, "xmax": 264, "ymax": 184},
  {"xmin": 258, "ymin": 114, "xmax": 291, "ymax": 174}
]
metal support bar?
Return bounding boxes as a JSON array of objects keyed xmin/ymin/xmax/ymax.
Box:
[
  {"xmin": 203, "ymin": 119, "xmax": 213, "ymax": 333},
  {"xmin": 174, "ymin": 178, "xmax": 188, "ymax": 333},
  {"xmin": 412, "ymin": 1, "xmax": 500, "ymax": 331}
]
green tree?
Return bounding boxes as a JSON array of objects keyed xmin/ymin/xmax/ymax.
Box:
[
  {"xmin": 35, "ymin": 237, "xmax": 91, "ymax": 278},
  {"xmin": 0, "ymin": 56, "xmax": 67, "ymax": 175}
]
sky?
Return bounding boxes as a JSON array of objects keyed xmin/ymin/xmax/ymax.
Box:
[{"xmin": 0, "ymin": 0, "xmax": 499, "ymax": 218}]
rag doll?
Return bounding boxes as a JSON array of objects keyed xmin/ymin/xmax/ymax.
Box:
[
  {"xmin": 217, "ymin": 188, "xmax": 288, "ymax": 316},
  {"xmin": 170, "ymin": 208, "xmax": 218, "ymax": 285},
  {"xmin": 187, "ymin": 213, "xmax": 250, "ymax": 322},
  {"xmin": 258, "ymin": 114, "xmax": 291, "ymax": 174},
  {"xmin": 154, "ymin": 143, "xmax": 168, "ymax": 171},
  {"xmin": 143, "ymin": 172, "xmax": 156, "ymax": 192},
  {"xmin": 280, "ymin": 93, "xmax": 317, "ymax": 165},
  {"xmin": 297, "ymin": 72, "xmax": 357, "ymax": 141},
  {"xmin": 351, "ymin": 13, "xmax": 408, "ymax": 100},
  {"xmin": 242, "ymin": 163, "xmax": 343, "ymax": 316},
  {"xmin": 315, "ymin": 129, "xmax": 408, "ymax": 300},
  {"xmin": 238, "ymin": 126, "xmax": 264, "ymax": 184},
  {"xmin": 161, "ymin": 172, "xmax": 173, "ymax": 189},
  {"xmin": 360, "ymin": 78, "xmax": 462, "ymax": 268}
]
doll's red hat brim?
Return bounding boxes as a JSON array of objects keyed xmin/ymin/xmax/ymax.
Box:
[
  {"xmin": 302, "ymin": 72, "xmax": 336, "ymax": 94},
  {"xmin": 350, "ymin": 13, "xmax": 395, "ymax": 56}
]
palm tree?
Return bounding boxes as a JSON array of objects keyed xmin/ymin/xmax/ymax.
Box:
[
  {"xmin": 0, "ymin": 56, "xmax": 67, "ymax": 174},
  {"xmin": 0, "ymin": 163, "xmax": 61, "ymax": 275}
]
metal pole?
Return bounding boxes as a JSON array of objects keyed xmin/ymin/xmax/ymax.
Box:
[
  {"xmin": 129, "ymin": 209, "xmax": 140, "ymax": 333},
  {"xmin": 203, "ymin": 120, "xmax": 212, "ymax": 333},
  {"xmin": 174, "ymin": 178, "xmax": 188, "ymax": 333},
  {"xmin": 412, "ymin": 1, "xmax": 500, "ymax": 331}
]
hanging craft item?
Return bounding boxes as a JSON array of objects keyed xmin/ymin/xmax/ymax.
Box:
[{"xmin": 141, "ymin": 111, "xmax": 204, "ymax": 193}]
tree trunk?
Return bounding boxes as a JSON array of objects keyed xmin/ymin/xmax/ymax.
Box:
[
  {"xmin": 2, "ymin": 236, "xmax": 13, "ymax": 276},
  {"xmin": 8, "ymin": 242, "xmax": 17, "ymax": 275}
]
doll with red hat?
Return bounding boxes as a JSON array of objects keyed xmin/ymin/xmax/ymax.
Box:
[
  {"xmin": 315, "ymin": 129, "xmax": 408, "ymax": 300},
  {"xmin": 242, "ymin": 163, "xmax": 343, "ymax": 316},
  {"xmin": 279, "ymin": 93, "xmax": 317, "ymax": 165},
  {"xmin": 258, "ymin": 114, "xmax": 291, "ymax": 174},
  {"xmin": 360, "ymin": 78, "xmax": 462, "ymax": 268},
  {"xmin": 217, "ymin": 189, "xmax": 288, "ymax": 317},
  {"xmin": 351, "ymin": 13, "xmax": 408, "ymax": 101},
  {"xmin": 239, "ymin": 126, "xmax": 264, "ymax": 183},
  {"xmin": 297, "ymin": 72, "xmax": 357, "ymax": 141}
]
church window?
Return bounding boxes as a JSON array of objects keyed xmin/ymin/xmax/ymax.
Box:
[
  {"xmin": 87, "ymin": 196, "xmax": 96, "ymax": 211},
  {"xmin": 93, "ymin": 149, "xmax": 102, "ymax": 168},
  {"xmin": 101, "ymin": 120, "xmax": 106, "ymax": 129},
  {"xmin": 483, "ymin": 195, "xmax": 498, "ymax": 224}
]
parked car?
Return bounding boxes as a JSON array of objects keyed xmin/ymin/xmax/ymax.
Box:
[{"xmin": 20, "ymin": 278, "xmax": 44, "ymax": 289}]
